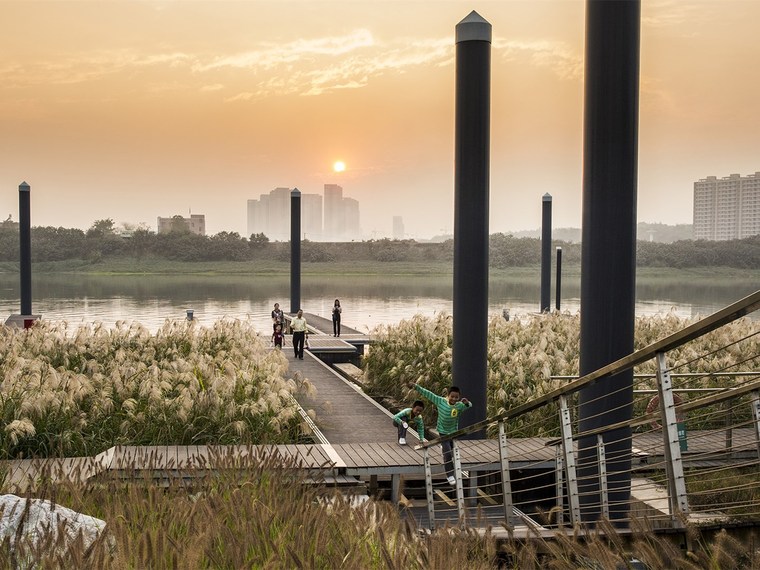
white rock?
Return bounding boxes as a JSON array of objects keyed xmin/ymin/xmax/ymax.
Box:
[{"xmin": 0, "ymin": 494, "xmax": 107, "ymax": 560}]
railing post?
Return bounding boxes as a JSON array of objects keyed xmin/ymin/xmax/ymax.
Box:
[
  {"xmin": 750, "ymin": 391, "xmax": 760, "ymax": 464},
  {"xmin": 555, "ymin": 445, "xmax": 565, "ymax": 527},
  {"xmin": 655, "ymin": 351, "xmax": 689, "ymax": 525},
  {"xmin": 597, "ymin": 434, "xmax": 609, "ymax": 520},
  {"xmin": 452, "ymin": 440, "xmax": 466, "ymax": 527},
  {"xmin": 498, "ymin": 421, "xmax": 514, "ymax": 527},
  {"xmin": 423, "ymin": 447, "xmax": 436, "ymax": 530},
  {"xmin": 559, "ymin": 395, "xmax": 581, "ymax": 524}
]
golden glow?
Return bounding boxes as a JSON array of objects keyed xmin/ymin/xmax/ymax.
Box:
[{"xmin": 1, "ymin": 1, "xmax": 758, "ymax": 237}]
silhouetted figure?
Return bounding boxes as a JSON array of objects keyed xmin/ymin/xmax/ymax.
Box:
[{"xmin": 332, "ymin": 299, "xmax": 342, "ymax": 336}]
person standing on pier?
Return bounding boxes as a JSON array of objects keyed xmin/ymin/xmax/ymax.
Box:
[
  {"xmin": 332, "ymin": 299, "xmax": 342, "ymax": 337},
  {"xmin": 412, "ymin": 384, "xmax": 471, "ymax": 486},
  {"xmin": 291, "ymin": 309, "xmax": 308, "ymax": 360},
  {"xmin": 271, "ymin": 303, "xmax": 284, "ymax": 331},
  {"xmin": 392, "ymin": 400, "xmax": 425, "ymax": 445}
]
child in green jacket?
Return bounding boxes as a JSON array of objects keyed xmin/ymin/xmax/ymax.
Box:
[
  {"xmin": 392, "ymin": 400, "xmax": 425, "ymax": 445},
  {"xmin": 413, "ymin": 383, "xmax": 472, "ymax": 485}
]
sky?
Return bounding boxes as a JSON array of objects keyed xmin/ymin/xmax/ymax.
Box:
[{"xmin": 1, "ymin": 0, "xmax": 759, "ymax": 239}]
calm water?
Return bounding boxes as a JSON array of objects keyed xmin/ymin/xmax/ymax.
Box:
[{"xmin": 0, "ymin": 273, "xmax": 757, "ymax": 332}]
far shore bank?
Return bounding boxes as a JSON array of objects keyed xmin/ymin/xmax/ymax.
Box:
[{"xmin": 0, "ymin": 259, "xmax": 759, "ymax": 285}]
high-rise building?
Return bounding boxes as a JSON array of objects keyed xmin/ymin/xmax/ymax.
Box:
[
  {"xmin": 267, "ymin": 187, "xmax": 291, "ymax": 241},
  {"xmin": 157, "ymin": 214, "xmax": 205, "ymax": 236},
  {"xmin": 694, "ymin": 172, "xmax": 760, "ymax": 240},
  {"xmin": 392, "ymin": 216, "xmax": 405, "ymax": 239},
  {"xmin": 247, "ymin": 187, "xmax": 291, "ymax": 241},
  {"xmin": 324, "ymin": 184, "xmax": 344, "ymax": 241},
  {"xmin": 343, "ymin": 197, "xmax": 361, "ymax": 240},
  {"xmin": 247, "ymin": 199, "xmax": 266, "ymax": 237},
  {"xmin": 301, "ymin": 193, "xmax": 323, "ymax": 240}
]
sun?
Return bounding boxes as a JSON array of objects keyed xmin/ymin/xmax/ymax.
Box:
[{"xmin": 333, "ymin": 160, "xmax": 346, "ymax": 173}]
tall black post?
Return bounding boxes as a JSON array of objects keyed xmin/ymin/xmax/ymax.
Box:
[
  {"xmin": 540, "ymin": 193, "xmax": 552, "ymax": 313},
  {"xmin": 555, "ymin": 246, "xmax": 562, "ymax": 311},
  {"xmin": 578, "ymin": 0, "xmax": 640, "ymax": 525},
  {"xmin": 290, "ymin": 188, "xmax": 301, "ymax": 314},
  {"xmin": 19, "ymin": 181, "xmax": 32, "ymax": 318},
  {"xmin": 453, "ymin": 11, "xmax": 490, "ymax": 435}
]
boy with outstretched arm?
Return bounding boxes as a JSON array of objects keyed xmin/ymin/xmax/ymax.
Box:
[
  {"xmin": 413, "ymin": 383, "xmax": 472, "ymax": 486},
  {"xmin": 392, "ymin": 400, "xmax": 425, "ymax": 445}
]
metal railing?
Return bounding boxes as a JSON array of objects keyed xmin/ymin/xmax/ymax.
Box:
[{"xmin": 416, "ymin": 289, "xmax": 760, "ymax": 531}]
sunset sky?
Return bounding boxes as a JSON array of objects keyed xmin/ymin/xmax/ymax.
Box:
[{"xmin": 1, "ymin": 0, "xmax": 759, "ymax": 239}]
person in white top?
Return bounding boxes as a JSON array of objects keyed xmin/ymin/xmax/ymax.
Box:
[{"xmin": 290, "ymin": 309, "xmax": 308, "ymax": 359}]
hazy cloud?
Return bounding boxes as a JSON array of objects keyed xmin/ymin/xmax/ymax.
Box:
[
  {"xmin": 0, "ymin": 50, "xmax": 191, "ymax": 89},
  {"xmin": 1, "ymin": 30, "xmax": 580, "ymax": 102},
  {"xmin": 641, "ymin": 1, "xmax": 705, "ymax": 29},
  {"xmin": 195, "ymin": 29, "xmax": 376, "ymax": 72},
  {"xmin": 494, "ymin": 38, "xmax": 582, "ymax": 81}
]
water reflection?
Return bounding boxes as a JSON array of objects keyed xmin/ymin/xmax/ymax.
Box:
[{"xmin": 0, "ymin": 273, "xmax": 756, "ymax": 332}]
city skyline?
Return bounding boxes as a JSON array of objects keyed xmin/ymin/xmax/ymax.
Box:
[
  {"xmin": 247, "ymin": 184, "xmax": 362, "ymax": 241},
  {"xmin": 2, "ymin": 1, "xmax": 759, "ymax": 238}
]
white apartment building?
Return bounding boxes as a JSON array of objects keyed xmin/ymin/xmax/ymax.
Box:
[{"xmin": 694, "ymin": 172, "xmax": 760, "ymax": 240}]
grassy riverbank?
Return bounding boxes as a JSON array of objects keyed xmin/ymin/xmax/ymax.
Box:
[{"xmin": 1, "ymin": 257, "xmax": 759, "ymax": 284}]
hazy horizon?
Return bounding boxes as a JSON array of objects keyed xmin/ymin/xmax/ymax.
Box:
[{"xmin": 2, "ymin": 1, "xmax": 759, "ymax": 239}]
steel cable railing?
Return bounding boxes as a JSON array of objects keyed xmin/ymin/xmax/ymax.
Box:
[{"xmin": 416, "ymin": 290, "xmax": 760, "ymax": 531}]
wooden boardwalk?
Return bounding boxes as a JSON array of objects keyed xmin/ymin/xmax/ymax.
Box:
[{"xmin": 286, "ymin": 350, "xmax": 407, "ymax": 445}]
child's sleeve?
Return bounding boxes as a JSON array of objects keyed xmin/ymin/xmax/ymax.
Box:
[
  {"xmin": 415, "ymin": 416, "xmax": 425, "ymax": 441},
  {"xmin": 392, "ymin": 409, "xmax": 407, "ymax": 425},
  {"xmin": 414, "ymin": 384, "xmax": 442, "ymax": 406}
]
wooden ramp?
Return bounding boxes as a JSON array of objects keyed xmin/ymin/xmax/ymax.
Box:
[{"xmin": 286, "ymin": 350, "xmax": 408, "ymax": 445}]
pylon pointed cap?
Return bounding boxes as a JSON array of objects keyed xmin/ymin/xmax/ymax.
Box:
[
  {"xmin": 543, "ymin": 193, "xmax": 552, "ymax": 201},
  {"xmin": 19, "ymin": 181, "xmax": 30, "ymax": 191},
  {"xmin": 291, "ymin": 188, "xmax": 301, "ymax": 196},
  {"xmin": 456, "ymin": 11, "xmax": 492, "ymax": 44}
]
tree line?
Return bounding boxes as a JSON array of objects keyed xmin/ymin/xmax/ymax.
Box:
[{"xmin": 0, "ymin": 219, "xmax": 759, "ymax": 268}]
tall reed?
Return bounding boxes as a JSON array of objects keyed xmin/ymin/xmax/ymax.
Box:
[
  {"xmin": 364, "ymin": 311, "xmax": 760, "ymax": 436},
  {"xmin": 0, "ymin": 319, "xmax": 313, "ymax": 458}
]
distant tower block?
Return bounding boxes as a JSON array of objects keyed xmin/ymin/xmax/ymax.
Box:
[{"xmin": 392, "ymin": 216, "xmax": 405, "ymax": 239}]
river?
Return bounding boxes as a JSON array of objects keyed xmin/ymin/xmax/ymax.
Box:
[{"xmin": 0, "ymin": 273, "xmax": 757, "ymax": 332}]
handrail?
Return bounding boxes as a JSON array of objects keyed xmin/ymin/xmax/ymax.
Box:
[
  {"xmin": 551, "ymin": 372, "xmax": 760, "ymax": 381},
  {"xmin": 543, "ymin": 373, "xmax": 760, "ymax": 446},
  {"xmin": 416, "ymin": 288, "xmax": 760, "ymax": 450}
]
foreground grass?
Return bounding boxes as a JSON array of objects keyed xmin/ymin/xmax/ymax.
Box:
[{"xmin": 2, "ymin": 454, "xmax": 757, "ymax": 569}]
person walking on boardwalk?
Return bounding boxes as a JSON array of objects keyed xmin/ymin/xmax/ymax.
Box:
[
  {"xmin": 332, "ymin": 299, "xmax": 342, "ymax": 337},
  {"xmin": 291, "ymin": 309, "xmax": 308, "ymax": 359},
  {"xmin": 271, "ymin": 303, "xmax": 284, "ymax": 331},
  {"xmin": 412, "ymin": 383, "xmax": 472, "ymax": 486},
  {"xmin": 393, "ymin": 400, "xmax": 425, "ymax": 445},
  {"xmin": 272, "ymin": 324, "xmax": 283, "ymax": 350}
]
